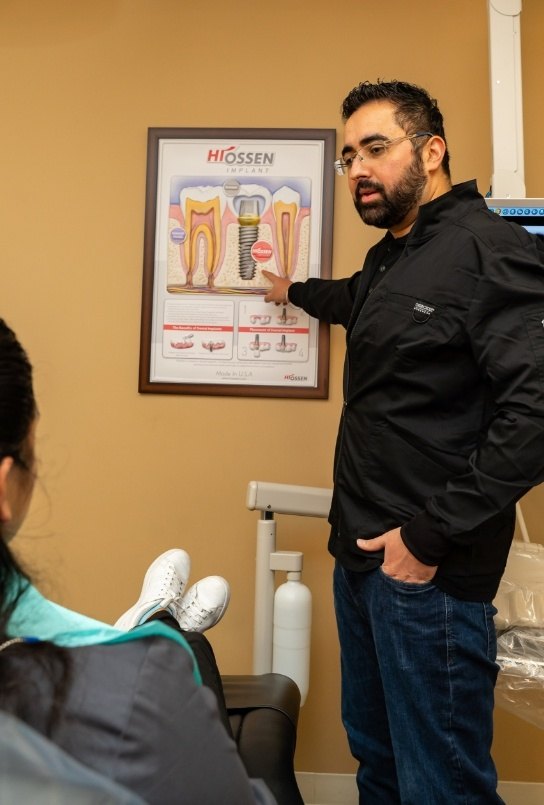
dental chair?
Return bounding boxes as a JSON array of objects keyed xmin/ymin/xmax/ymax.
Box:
[
  {"xmin": 221, "ymin": 481, "xmax": 334, "ymax": 805},
  {"xmin": 223, "ymin": 672, "xmax": 303, "ymax": 805}
]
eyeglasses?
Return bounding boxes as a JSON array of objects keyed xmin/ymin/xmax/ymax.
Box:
[{"xmin": 334, "ymin": 132, "xmax": 433, "ymax": 176}]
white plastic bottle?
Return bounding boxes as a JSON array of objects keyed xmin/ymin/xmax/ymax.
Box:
[{"xmin": 272, "ymin": 570, "xmax": 312, "ymax": 705}]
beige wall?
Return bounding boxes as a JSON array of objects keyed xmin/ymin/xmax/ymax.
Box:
[{"xmin": 2, "ymin": 0, "xmax": 543, "ymax": 780}]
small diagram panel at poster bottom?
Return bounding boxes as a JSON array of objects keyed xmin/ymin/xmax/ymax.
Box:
[{"xmin": 162, "ymin": 299, "xmax": 234, "ymax": 360}]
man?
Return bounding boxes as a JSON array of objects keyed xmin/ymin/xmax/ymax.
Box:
[{"xmin": 263, "ymin": 80, "xmax": 544, "ymax": 804}]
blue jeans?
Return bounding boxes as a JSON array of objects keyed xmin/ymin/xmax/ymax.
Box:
[{"xmin": 333, "ymin": 563, "xmax": 504, "ymax": 805}]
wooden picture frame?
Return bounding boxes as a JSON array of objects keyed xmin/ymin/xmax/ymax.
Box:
[{"xmin": 139, "ymin": 127, "xmax": 335, "ymax": 398}]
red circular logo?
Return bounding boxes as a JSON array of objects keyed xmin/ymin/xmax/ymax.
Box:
[{"xmin": 251, "ymin": 240, "xmax": 273, "ymax": 262}]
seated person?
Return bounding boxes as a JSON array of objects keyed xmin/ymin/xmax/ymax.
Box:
[{"xmin": 0, "ymin": 318, "xmax": 275, "ymax": 805}]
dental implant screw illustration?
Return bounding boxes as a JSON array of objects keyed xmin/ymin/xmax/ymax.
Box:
[{"xmin": 238, "ymin": 198, "xmax": 260, "ymax": 280}]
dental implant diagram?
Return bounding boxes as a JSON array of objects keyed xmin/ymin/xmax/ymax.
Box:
[{"xmin": 237, "ymin": 197, "xmax": 261, "ymax": 280}]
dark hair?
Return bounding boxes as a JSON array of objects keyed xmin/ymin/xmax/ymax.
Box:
[
  {"xmin": 0, "ymin": 319, "xmax": 71, "ymax": 733},
  {"xmin": 0, "ymin": 319, "xmax": 36, "ymax": 469},
  {"xmin": 341, "ymin": 80, "xmax": 450, "ymax": 178}
]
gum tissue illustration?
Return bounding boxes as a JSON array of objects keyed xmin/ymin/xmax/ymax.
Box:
[
  {"xmin": 170, "ymin": 334, "xmax": 194, "ymax": 350},
  {"xmin": 167, "ymin": 180, "xmax": 310, "ymax": 294}
]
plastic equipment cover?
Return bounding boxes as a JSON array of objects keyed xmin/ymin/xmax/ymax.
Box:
[{"xmin": 494, "ymin": 540, "xmax": 544, "ymax": 730}]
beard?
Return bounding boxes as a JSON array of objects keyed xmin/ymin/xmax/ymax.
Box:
[{"xmin": 353, "ymin": 153, "xmax": 427, "ymax": 230}]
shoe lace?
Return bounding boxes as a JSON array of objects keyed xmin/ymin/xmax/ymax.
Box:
[
  {"xmin": 179, "ymin": 596, "xmax": 212, "ymax": 625},
  {"xmin": 157, "ymin": 564, "xmax": 184, "ymax": 605}
]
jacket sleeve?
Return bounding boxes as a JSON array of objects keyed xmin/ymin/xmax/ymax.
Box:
[
  {"xmin": 402, "ymin": 241, "xmax": 544, "ymax": 565},
  {"xmin": 115, "ymin": 639, "xmax": 261, "ymax": 805},
  {"xmin": 288, "ymin": 273, "xmax": 361, "ymax": 328},
  {"xmin": 48, "ymin": 639, "xmax": 262, "ymax": 805}
]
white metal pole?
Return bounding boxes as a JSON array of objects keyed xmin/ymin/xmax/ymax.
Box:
[
  {"xmin": 488, "ymin": 0, "xmax": 526, "ymax": 197},
  {"xmin": 253, "ymin": 512, "xmax": 276, "ymax": 674},
  {"xmin": 515, "ymin": 501, "xmax": 531, "ymax": 544}
]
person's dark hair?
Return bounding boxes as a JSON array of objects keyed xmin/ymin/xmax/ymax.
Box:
[
  {"xmin": 341, "ymin": 80, "xmax": 450, "ymax": 178},
  {"xmin": 0, "ymin": 319, "xmax": 36, "ymax": 469},
  {"xmin": 0, "ymin": 319, "xmax": 71, "ymax": 733}
]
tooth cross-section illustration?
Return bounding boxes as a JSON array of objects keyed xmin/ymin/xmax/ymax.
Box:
[
  {"xmin": 179, "ymin": 187, "xmax": 225, "ymax": 289},
  {"xmin": 167, "ymin": 178, "xmax": 311, "ymax": 294},
  {"xmin": 272, "ymin": 186, "xmax": 300, "ymax": 280}
]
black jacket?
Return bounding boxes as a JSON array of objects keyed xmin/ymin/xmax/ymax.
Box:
[{"xmin": 289, "ymin": 181, "xmax": 544, "ymax": 601}]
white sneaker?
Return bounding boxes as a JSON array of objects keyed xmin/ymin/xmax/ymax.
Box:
[
  {"xmin": 114, "ymin": 549, "xmax": 191, "ymax": 630},
  {"xmin": 175, "ymin": 576, "xmax": 230, "ymax": 633}
]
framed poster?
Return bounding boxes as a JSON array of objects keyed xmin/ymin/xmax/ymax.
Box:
[{"xmin": 139, "ymin": 127, "xmax": 335, "ymax": 398}]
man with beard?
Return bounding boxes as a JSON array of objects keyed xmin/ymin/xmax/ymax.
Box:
[{"xmin": 263, "ymin": 80, "xmax": 544, "ymax": 804}]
